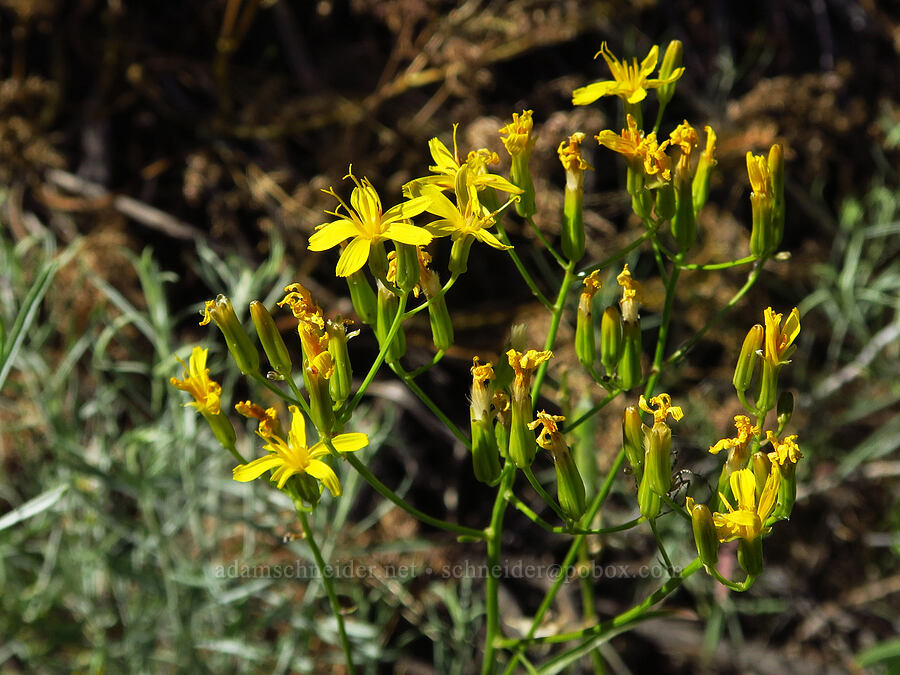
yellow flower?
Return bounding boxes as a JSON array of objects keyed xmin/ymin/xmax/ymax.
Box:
[
  {"xmin": 766, "ymin": 431, "xmax": 803, "ymax": 466},
  {"xmin": 405, "ymin": 126, "xmax": 522, "ymax": 197},
  {"xmin": 572, "ymin": 42, "xmax": 685, "ymax": 106},
  {"xmin": 558, "ymin": 132, "xmax": 591, "ymax": 173},
  {"xmin": 170, "ymin": 346, "xmax": 222, "ymax": 415},
  {"xmin": 617, "ymin": 264, "xmax": 643, "ymax": 322},
  {"xmin": 709, "ymin": 415, "xmax": 759, "ymax": 455},
  {"xmin": 233, "ymin": 405, "xmax": 368, "ymax": 496},
  {"xmin": 581, "ymin": 270, "xmax": 603, "ymax": 300},
  {"xmin": 746, "ymin": 151, "xmax": 773, "ymax": 197},
  {"xmin": 235, "ymin": 400, "xmax": 281, "ymax": 439},
  {"xmin": 638, "ymin": 392, "xmax": 683, "ymax": 427},
  {"xmin": 713, "ymin": 467, "xmax": 780, "ymax": 542},
  {"xmin": 763, "ymin": 306, "xmax": 800, "ymax": 366},
  {"xmin": 278, "ymin": 282, "xmax": 325, "ymax": 329},
  {"xmin": 420, "ymin": 168, "xmax": 511, "ymax": 251},
  {"xmin": 309, "ymin": 168, "xmax": 433, "ymax": 277},
  {"xmin": 499, "ymin": 110, "xmax": 536, "ymax": 157},
  {"xmin": 596, "ymin": 115, "xmax": 671, "ymax": 181},
  {"xmin": 527, "ymin": 410, "xmax": 566, "ymax": 451},
  {"xmin": 506, "ymin": 348, "xmax": 553, "ymax": 400}
]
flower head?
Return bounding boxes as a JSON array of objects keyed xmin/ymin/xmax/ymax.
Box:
[
  {"xmin": 617, "ymin": 264, "xmax": 643, "ymax": 322},
  {"xmin": 746, "ymin": 152, "xmax": 773, "ymax": 198},
  {"xmin": 596, "ymin": 115, "xmax": 671, "ymax": 181},
  {"xmin": 713, "ymin": 466, "xmax": 780, "ymax": 542},
  {"xmin": 558, "ymin": 132, "xmax": 591, "ymax": 173},
  {"xmin": 709, "ymin": 415, "xmax": 759, "ymax": 455},
  {"xmin": 528, "ymin": 410, "xmax": 566, "ymax": 452},
  {"xmin": 236, "ymin": 400, "xmax": 281, "ymax": 438},
  {"xmin": 499, "ymin": 110, "xmax": 536, "ymax": 158},
  {"xmin": 309, "ymin": 168, "xmax": 433, "ymax": 277},
  {"xmin": 506, "ymin": 348, "xmax": 553, "ymax": 401},
  {"xmin": 421, "ymin": 166, "xmax": 512, "ymax": 251},
  {"xmin": 638, "ymin": 392, "xmax": 683, "ymax": 427},
  {"xmin": 572, "ymin": 42, "xmax": 685, "ymax": 106},
  {"xmin": 232, "ymin": 405, "xmax": 368, "ymax": 496},
  {"xmin": 763, "ymin": 306, "xmax": 801, "ymax": 366},
  {"xmin": 766, "ymin": 431, "xmax": 803, "ymax": 466},
  {"xmin": 405, "ymin": 126, "xmax": 522, "ymax": 197},
  {"xmin": 170, "ymin": 346, "xmax": 222, "ymax": 415}
]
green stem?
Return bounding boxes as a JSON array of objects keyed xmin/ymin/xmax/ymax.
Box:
[
  {"xmin": 296, "ymin": 508, "xmax": 356, "ymax": 674},
  {"xmin": 505, "ymin": 491, "xmax": 643, "ymax": 534},
  {"xmin": 482, "ymin": 463, "xmax": 516, "ymax": 674},
  {"xmin": 643, "ymin": 252, "xmax": 682, "ymax": 397},
  {"xmin": 679, "ymin": 255, "xmax": 757, "ymax": 271},
  {"xmin": 339, "ymin": 293, "xmax": 408, "ymax": 423},
  {"xmin": 577, "ymin": 231, "xmax": 654, "ymax": 277},
  {"xmin": 251, "ymin": 372, "xmax": 310, "ymax": 416},
  {"xmin": 390, "ymin": 361, "xmax": 470, "ymax": 448},
  {"xmin": 531, "ymin": 259, "xmax": 577, "ymax": 408},
  {"xmin": 502, "ymin": 451, "xmax": 626, "ymax": 673},
  {"xmin": 342, "ymin": 452, "xmax": 486, "ymax": 540},
  {"xmin": 565, "ymin": 388, "xmax": 622, "ymax": 433},
  {"xmin": 709, "ymin": 567, "xmax": 757, "ymax": 592},
  {"xmin": 659, "ymin": 493, "xmax": 691, "ymax": 521},
  {"xmin": 525, "ymin": 215, "xmax": 566, "ymax": 268},
  {"xmin": 649, "ymin": 518, "xmax": 674, "ymax": 575},
  {"xmin": 498, "ymin": 558, "xmax": 703, "ymax": 649},
  {"xmin": 494, "ymin": 220, "xmax": 553, "ymax": 309},
  {"xmin": 522, "ymin": 466, "xmax": 567, "ymax": 522},
  {"xmin": 663, "ymin": 263, "xmax": 763, "ymax": 370},
  {"xmin": 404, "ymin": 272, "xmax": 459, "ymax": 318},
  {"xmin": 406, "ymin": 349, "xmax": 446, "ymax": 379}
]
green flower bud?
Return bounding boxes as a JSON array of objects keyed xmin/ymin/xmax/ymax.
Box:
[
  {"xmin": 419, "ymin": 260, "xmax": 453, "ymax": 352},
  {"xmin": 671, "ymin": 174, "xmax": 696, "ymax": 251},
  {"xmin": 618, "ymin": 320, "xmax": 642, "ymax": 391},
  {"xmin": 655, "ymin": 181, "xmax": 676, "ymax": 222},
  {"xmin": 554, "ymin": 445, "xmax": 586, "ymax": 520},
  {"xmin": 393, "ymin": 243, "xmax": 420, "ymax": 294},
  {"xmin": 346, "ymin": 269, "xmax": 377, "ymax": 325},
  {"xmin": 656, "ymin": 40, "xmax": 684, "ymax": 107},
  {"xmin": 751, "ymin": 451, "xmax": 772, "ymax": 498},
  {"xmin": 575, "ymin": 304, "xmax": 595, "ymax": 369},
  {"xmin": 449, "ymin": 234, "xmax": 474, "ymax": 276},
  {"xmin": 291, "ymin": 473, "xmax": 322, "ymax": 507},
  {"xmin": 600, "ymin": 305, "xmax": 624, "ymax": 376},
  {"xmin": 622, "ymin": 405, "xmax": 644, "ymax": 482},
  {"xmin": 692, "ymin": 126, "xmax": 717, "ymax": 215},
  {"xmin": 250, "ymin": 301, "xmax": 292, "ymax": 378},
  {"xmin": 755, "ymin": 359, "xmax": 777, "ymax": 414},
  {"xmin": 733, "ymin": 324, "xmax": 763, "ymax": 393},
  {"xmin": 500, "ymin": 110, "xmax": 537, "ymax": 218},
  {"xmin": 638, "ymin": 468, "xmax": 661, "ymax": 519},
  {"xmin": 777, "ymin": 391, "xmax": 794, "ymax": 433},
  {"xmin": 509, "ymin": 395, "xmax": 536, "ymax": 468},
  {"xmin": 303, "ymin": 364, "xmax": 335, "ymax": 436},
  {"xmin": 645, "ymin": 423, "xmax": 672, "ymax": 497},
  {"xmin": 688, "ymin": 499, "xmax": 719, "ymax": 570},
  {"xmin": 203, "ymin": 410, "xmax": 237, "ymax": 453},
  {"xmin": 770, "ymin": 460, "xmax": 797, "ymax": 522},
  {"xmin": 558, "ymin": 133, "xmax": 589, "ymax": 262},
  {"xmin": 375, "ymin": 281, "xmax": 406, "ymax": 362},
  {"xmin": 201, "ymin": 295, "xmax": 259, "ymax": 376},
  {"xmin": 470, "ymin": 358, "xmax": 501, "ymax": 484},
  {"xmin": 326, "ymin": 320, "xmax": 353, "ymax": 405},
  {"xmin": 737, "ymin": 536, "xmax": 764, "ymax": 577}
]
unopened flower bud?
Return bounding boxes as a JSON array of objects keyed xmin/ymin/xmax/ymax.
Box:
[
  {"xmin": 687, "ymin": 497, "xmax": 719, "ymax": 570},
  {"xmin": 618, "ymin": 320, "xmax": 642, "ymax": 391},
  {"xmin": 656, "ymin": 40, "xmax": 684, "ymax": 107},
  {"xmin": 655, "ymin": 181, "xmax": 676, "ymax": 222},
  {"xmin": 200, "ymin": 295, "xmax": 260, "ymax": 376},
  {"xmin": 733, "ymin": 324, "xmax": 763, "ymax": 393},
  {"xmin": 645, "ymin": 422, "xmax": 672, "ymax": 497},
  {"xmin": 419, "ymin": 250, "xmax": 454, "ymax": 351},
  {"xmin": 303, "ymin": 362, "xmax": 335, "ymax": 435},
  {"xmin": 751, "ymin": 451, "xmax": 772, "ymax": 498},
  {"xmin": 622, "ymin": 405, "xmax": 645, "ymax": 481},
  {"xmin": 771, "ymin": 460, "xmax": 797, "ymax": 521},
  {"xmin": 376, "ymin": 280, "xmax": 406, "ymax": 362},
  {"xmin": 692, "ymin": 126, "xmax": 717, "ymax": 215},
  {"xmin": 777, "ymin": 391, "xmax": 794, "ymax": 432},
  {"xmin": 600, "ymin": 305, "xmax": 624, "ymax": 376},
  {"xmin": 449, "ymin": 234, "xmax": 475, "ymax": 275},
  {"xmin": 747, "ymin": 145, "xmax": 784, "ymax": 258},
  {"xmin": 393, "ymin": 242, "xmax": 420, "ymax": 294},
  {"xmin": 326, "ymin": 319, "xmax": 353, "ymax": 405},
  {"xmin": 506, "ymin": 349, "xmax": 552, "ymax": 468},
  {"xmin": 638, "ymin": 469, "xmax": 660, "ymax": 519},
  {"xmin": 250, "ymin": 301, "xmax": 293, "ymax": 378},
  {"xmin": 346, "ymin": 268, "xmax": 377, "ymax": 324},
  {"xmin": 737, "ymin": 537, "xmax": 764, "ymax": 577}
]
